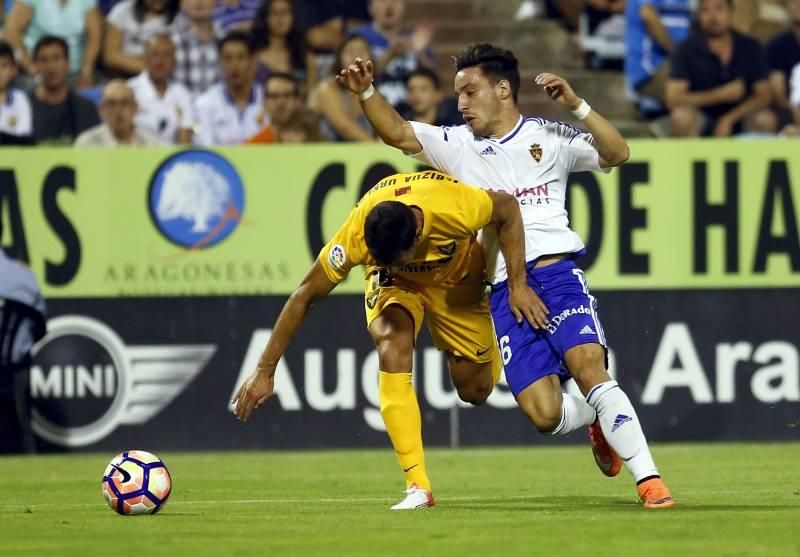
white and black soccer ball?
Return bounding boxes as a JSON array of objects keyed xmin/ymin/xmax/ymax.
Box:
[{"xmin": 101, "ymin": 450, "xmax": 172, "ymax": 515}]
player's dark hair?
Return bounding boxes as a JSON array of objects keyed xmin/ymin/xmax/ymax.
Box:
[
  {"xmin": 407, "ymin": 66, "xmax": 441, "ymax": 90},
  {"xmin": 33, "ymin": 35, "xmax": 69, "ymax": 60},
  {"xmin": 134, "ymin": 0, "xmax": 178, "ymax": 23},
  {"xmin": 454, "ymin": 43, "xmax": 520, "ymax": 103},
  {"xmin": 0, "ymin": 41, "xmax": 16, "ymax": 65},
  {"xmin": 219, "ymin": 30, "xmax": 254, "ymax": 55},
  {"xmin": 364, "ymin": 202, "xmax": 417, "ymax": 266}
]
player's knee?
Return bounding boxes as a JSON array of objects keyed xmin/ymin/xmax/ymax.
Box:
[
  {"xmin": 567, "ymin": 348, "xmax": 608, "ymax": 391},
  {"xmin": 371, "ymin": 328, "xmax": 414, "ymax": 370},
  {"xmin": 455, "ymin": 378, "xmax": 492, "ymax": 406},
  {"xmin": 518, "ymin": 399, "xmax": 561, "ymax": 433}
]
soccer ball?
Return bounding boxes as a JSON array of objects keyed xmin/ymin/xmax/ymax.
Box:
[{"xmin": 101, "ymin": 450, "xmax": 172, "ymax": 515}]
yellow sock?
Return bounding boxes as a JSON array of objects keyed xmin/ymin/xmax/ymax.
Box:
[{"xmin": 379, "ymin": 371, "xmax": 431, "ymax": 491}]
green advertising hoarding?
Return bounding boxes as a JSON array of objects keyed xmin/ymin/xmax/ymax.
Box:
[{"xmin": 0, "ymin": 140, "xmax": 798, "ymax": 298}]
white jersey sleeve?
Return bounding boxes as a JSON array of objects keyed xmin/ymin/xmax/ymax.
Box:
[
  {"xmin": 407, "ymin": 121, "xmax": 469, "ymax": 173},
  {"xmin": 545, "ymin": 121, "xmax": 610, "ymax": 174}
]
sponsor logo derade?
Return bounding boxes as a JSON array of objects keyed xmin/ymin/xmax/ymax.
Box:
[{"xmin": 31, "ymin": 315, "xmax": 215, "ymax": 447}]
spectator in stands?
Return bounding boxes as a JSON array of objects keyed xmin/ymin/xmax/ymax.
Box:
[
  {"xmin": 348, "ymin": 0, "xmax": 435, "ymax": 107},
  {"xmin": 666, "ymin": 0, "xmax": 772, "ymax": 137},
  {"xmin": 301, "ymin": 0, "xmax": 370, "ymax": 53},
  {"xmin": 103, "ymin": 0, "xmax": 179, "ymax": 77},
  {"xmin": 733, "ymin": 0, "xmax": 789, "ymax": 43},
  {"xmin": 3, "ymin": 0, "xmax": 102, "ymax": 87},
  {"xmin": 249, "ymin": 0, "xmax": 317, "ymax": 90},
  {"xmin": 194, "ymin": 31, "xmax": 265, "ymax": 145},
  {"xmin": 398, "ymin": 67, "xmax": 461, "ymax": 126},
  {"xmin": 767, "ymin": 0, "xmax": 800, "ymax": 126},
  {"xmin": 0, "ymin": 215, "xmax": 46, "ymax": 455},
  {"xmin": 277, "ymin": 107, "xmax": 321, "ymax": 142},
  {"xmin": 30, "ymin": 36, "xmax": 100, "ymax": 144},
  {"xmin": 246, "ymin": 71, "xmax": 320, "ymax": 142},
  {"xmin": 213, "ymin": 0, "xmax": 260, "ymax": 32},
  {"xmin": 308, "ymin": 34, "xmax": 374, "ymax": 142},
  {"xmin": 129, "ymin": 35, "xmax": 194, "ymax": 144},
  {"xmin": 625, "ymin": 0, "xmax": 692, "ymax": 105},
  {"xmin": 172, "ymin": 0, "xmax": 223, "ymax": 95},
  {"xmin": 0, "ymin": 40, "xmax": 33, "ymax": 144},
  {"xmin": 75, "ymin": 79, "xmax": 163, "ymax": 145}
]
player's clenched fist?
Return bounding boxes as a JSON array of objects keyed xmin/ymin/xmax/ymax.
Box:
[
  {"xmin": 335, "ymin": 57, "xmax": 375, "ymax": 95},
  {"xmin": 535, "ymin": 72, "xmax": 581, "ymax": 111}
]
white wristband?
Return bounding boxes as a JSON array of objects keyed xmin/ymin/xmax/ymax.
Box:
[
  {"xmin": 570, "ymin": 99, "xmax": 591, "ymax": 120},
  {"xmin": 358, "ymin": 84, "xmax": 375, "ymax": 101}
]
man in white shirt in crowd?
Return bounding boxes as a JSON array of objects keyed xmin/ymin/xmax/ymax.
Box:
[
  {"xmin": 336, "ymin": 43, "xmax": 674, "ymax": 509},
  {"xmin": 128, "ymin": 34, "xmax": 193, "ymax": 144},
  {"xmin": 0, "ymin": 40, "xmax": 33, "ymax": 144},
  {"xmin": 193, "ymin": 30, "xmax": 266, "ymax": 146},
  {"xmin": 74, "ymin": 79, "xmax": 163, "ymax": 146}
]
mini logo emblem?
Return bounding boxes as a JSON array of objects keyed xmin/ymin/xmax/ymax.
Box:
[
  {"xmin": 479, "ymin": 145, "xmax": 496, "ymax": 156},
  {"xmin": 579, "ymin": 325, "xmax": 595, "ymax": 335},
  {"xmin": 529, "ymin": 143, "xmax": 543, "ymax": 162}
]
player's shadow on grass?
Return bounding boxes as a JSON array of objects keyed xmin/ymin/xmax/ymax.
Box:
[{"xmin": 444, "ymin": 496, "xmax": 800, "ymax": 513}]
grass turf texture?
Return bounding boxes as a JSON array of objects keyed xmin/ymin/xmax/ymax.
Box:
[{"xmin": 1, "ymin": 443, "xmax": 799, "ymax": 557}]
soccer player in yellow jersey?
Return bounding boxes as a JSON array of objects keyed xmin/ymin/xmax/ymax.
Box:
[{"xmin": 232, "ymin": 170, "xmax": 547, "ymax": 509}]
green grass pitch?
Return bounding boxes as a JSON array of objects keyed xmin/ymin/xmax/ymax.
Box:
[{"xmin": 1, "ymin": 443, "xmax": 799, "ymax": 556}]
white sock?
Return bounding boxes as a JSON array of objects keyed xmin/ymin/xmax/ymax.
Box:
[
  {"xmin": 586, "ymin": 380, "xmax": 659, "ymax": 482},
  {"xmin": 546, "ymin": 393, "xmax": 597, "ymax": 436}
]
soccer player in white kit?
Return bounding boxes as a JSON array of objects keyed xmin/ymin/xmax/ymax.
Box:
[{"xmin": 336, "ymin": 43, "xmax": 674, "ymax": 508}]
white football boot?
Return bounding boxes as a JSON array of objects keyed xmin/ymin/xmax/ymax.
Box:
[{"xmin": 390, "ymin": 483, "xmax": 435, "ymax": 510}]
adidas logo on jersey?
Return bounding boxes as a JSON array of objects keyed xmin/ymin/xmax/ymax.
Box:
[
  {"xmin": 479, "ymin": 145, "xmax": 496, "ymax": 156},
  {"xmin": 579, "ymin": 325, "xmax": 595, "ymax": 335}
]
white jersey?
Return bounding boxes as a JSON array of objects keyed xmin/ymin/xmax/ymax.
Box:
[
  {"xmin": 409, "ymin": 116, "xmax": 609, "ymax": 285},
  {"xmin": 129, "ymin": 72, "xmax": 194, "ymax": 145}
]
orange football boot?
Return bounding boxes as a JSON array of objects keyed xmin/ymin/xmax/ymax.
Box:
[
  {"xmin": 637, "ymin": 477, "xmax": 675, "ymax": 508},
  {"xmin": 588, "ymin": 421, "xmax": 622, "ymax": 477}
]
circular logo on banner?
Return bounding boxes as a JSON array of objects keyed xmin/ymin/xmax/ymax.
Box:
[{"xmin": 148, "ymin": 150, "xmax": 245, "ymax": 249}]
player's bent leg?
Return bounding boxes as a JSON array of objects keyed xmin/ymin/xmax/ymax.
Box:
[
  {"xmin": 369, "ymin": 306, "xmax": 434, "ymax": 510},
  {"xmin": 516, "ymin": 375, "xmax": 564, "ymax": 433},
  {"xmin": 446, "ymin": 354, "xmax": 493, "ymax": 405},
  {"xmin": 516, "ymin": 375, "xmax": 596, "ymax": 436},
  {"xmin": 566, "ymin": 343, "xmax": 674, "ymax": 507}
]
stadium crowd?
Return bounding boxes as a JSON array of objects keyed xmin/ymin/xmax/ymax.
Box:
[{"xmin": 0, "ymin": 0, "xmax": 797, "ymax": 146}]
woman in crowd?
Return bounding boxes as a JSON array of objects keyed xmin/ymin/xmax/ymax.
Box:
[
  {"xmin": 3, "ymin": 0, "xmax": 102, "ymax": 87},
  {"xmin": 307, "ymin": 34, "xmax": 375, "ymax": 142},
  {"xmin": 249, "ymin": 0, "xmax": 316, "ymax": 91},
  {"xmin": 103, "ymin": 0, "xmax": 179, "ymax": 76}
]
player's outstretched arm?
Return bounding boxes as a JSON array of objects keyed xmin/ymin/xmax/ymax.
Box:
[
  {"xmin": 486, "ymin": 191, "xmax": 549, "ymax": 329},
  {"xmin": 534, "ymin": 72, "xmax": 630, "ymax": 168},
  {"xmin": 232, "ymin": 261, "xmax": 337, "ymax": 421},
  {"xmin": 335, "ymin": 57, "xmax": 423, "ymax": 154}
]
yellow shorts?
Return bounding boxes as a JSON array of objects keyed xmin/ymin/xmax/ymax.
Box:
[{"xmin": 363, "ymin": 258, "xmax": 501, "ymax": 382}]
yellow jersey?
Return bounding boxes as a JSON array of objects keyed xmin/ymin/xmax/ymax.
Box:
[{"xmin": 318, "ymin": 170, "xmax": 493, "ymax": 287}]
